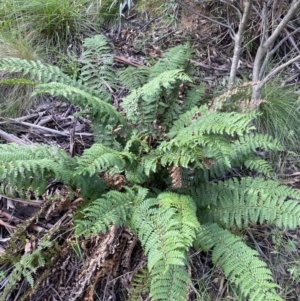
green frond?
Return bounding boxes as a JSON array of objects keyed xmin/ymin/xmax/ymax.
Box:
[
  {"xmin": 75, "ymin": 143, "xmax": 134, "ymax": 176},
  {"xmin": 128, "ymin": 266, "xmax": 151, "ymax": 301},
  {"xmin": 177, "ymin": 108, "xmax": 256, "ymax": 137},
  {"xmin": 168, "ymin": 106, "xmax": 203, "ymax": 138},
  {"xmin": 75, "ymin": 187, "xmax": 140, "ymax": 237},
  {"xmin": 244, "ymin": 155, "xmax": 274, "ymax": 177},
  {"xmin": 0, "ymin": 143, "xmax": 75, "ymax": 195},
  {"xmin": 131, "ymin": 193, "xmax": 199, "ymax": 270},
  {"xmin": 150, "ymin": 261, "xmax": 190, "ymax": 301},
  {"xmin": 118, "ymin": 66, "xmax": 150, "ymax": 90},
  {"xmin": 234, "ymin": 133, "xmax": 283, "ymax": 154},
  {"xmin": 80, "ymin": 35, "xmax": 117, "ymax": 100},
  {"xmin": 194, "ymin": 223, "xmax": 283, "ymax": 301},
  {"xmin": 149, "ymin": 44, "xmax": 192, "ymax": 80},
  {"xmin": 32, "ymin": 82, "xmax": 126, "ymax": 126},
  {"xmin": 0, "ymin": 57, "xmax": 76, "ymax": 86},
  {"xmin": 131, "ymin": 192, "xmax": 197, "ymax": 300},
  {"xmin": 182, "ymin": 83, "xmax": 205, "ymax": 113},
  {"xmin": 125, "ymin": 164, "xmax": 148, "ymax": 184},
  {"xmin": 121, "ymin": 69, "xmax": 191, "ymax": 130},
  {"xmin": 157, "ymin": 192, "xmax": 200, "ymax": 247},
  {"xmin": 0, "ymin": 78, "xmax": 37, "ymax": 86},
  {"xmin": 196, "ymin": 177, "xmax": 300, "ymax": 229},
  {"xmin": 91, "ymin": 122, "xmax": 124, "ymax": 149},
  {"xmin": 0, "ymin": 239, "xmax": 52, "ymax": 301}
]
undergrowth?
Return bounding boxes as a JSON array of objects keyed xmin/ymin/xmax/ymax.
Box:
[{"xmin": 0, "ymin": 36, "xmax": 299, "ymax": 301}]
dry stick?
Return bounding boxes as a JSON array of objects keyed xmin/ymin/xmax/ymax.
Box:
[
  {"xmin": 261, "ymin": 53, "xmax": 300, "ymax": 86},
  {"xmin": 252, "ymin": 0, "xmax": 300, "ymax": 99},
  {"xmin": 228, "ymin": 0, "xmax": 253, "ymax": 91},
  {"xmin": 258, "ymin": 26, "xmax": 300, "ymax": 79},
  {"xmin": 8, "ymin": 119, "xmax": 93, "ymax": 137},
  {"xmin": 0, "ymin": 128, "xmax": 30, "ymax": 145}
]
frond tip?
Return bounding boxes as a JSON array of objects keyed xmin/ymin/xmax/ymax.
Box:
[{"xmin": 195, "ymin": 223, "xmax": 283, "ymax": 301}]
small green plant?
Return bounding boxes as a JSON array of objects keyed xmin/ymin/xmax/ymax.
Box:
[{"xmin": 0, "ymin": 39, "xmax": 299, "ymax": 301}]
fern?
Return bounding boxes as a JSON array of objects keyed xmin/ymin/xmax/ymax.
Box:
[
  {"xmin": 80, "ymin": 34, "xmax": 117, "ymax": 101},
  {"xmin": 131, "ymin": 192, "xmax": 199, "ymax": 301},
  {"xmin": 32, "ymin": 82, "xmax": 126, "ymax": 126},
  {"xmin": 128, "ymin": 266, "xmax": 151, "ymax": 301},
  {"xmin": 118, "ymin": 66, "xmax": 150, "ymax": 90},
  {"xmin": 1, "ymin": 46, "xmax": 298, "ymax": 301},
  {"xmin": 75, "ymin": 143, "xmax": 134, "ymax": 176},
  {"xmin": 75, "ymin": 187, "xmax": 143, "ymax": 237},
  {"xmin": 0, "ymin": 239, "xmax": 52, "ymax": 301},
  {"xmin": 0, "ymin": 58, "xmax": 76, "ymax": 86},
  {"xmin": 182, "ymin": 83, "xmax": 205, "ymax": 113},
  {"xmin": 150, "ymin": 262, "xmax": 190, "ymax": 301},
  {"xmin": 0, "ymin": 143, "xmax": 76, "ymax": 195},
  {"xmin": 120, "ymin": 44, "xmax": 199, "ymax": 133},
  {"xmin": 196, "ymin": 177, "xmax": 300, "ymax": 229},
  {"xmin": 149, "ymin": 44, "xmax": 192, "ymax": 80},
  {"xmin": 194, "ymin": 223, "xmax": 283, "ymax": 301},
  {"xmin": 122, "ymin": 69, "xmax": 191, "ymax": 131}
]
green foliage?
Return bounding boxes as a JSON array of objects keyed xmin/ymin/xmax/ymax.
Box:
[
  {"xmin": 0, "ymin": 57, "xmax": 76, "ymax": 86},
  {"xmin": 122, "ymin": 69, "xmax": 191, "ymax": 132},
  {"xmin": 0, "ymin": 239, "xmax": 53, "ymax": 301},
  {"xmin": 0, "ymin": 143, "xmax": 76, "ymax": 196},
  {"xmin": 0, "ymin": 0, "xmax": 95, "ymax": 47},
  {"xmin": 256, "ymin": 80, "xmax": 300, "ymax": 150},
  {"xmin": 0, "ymin": 34, "xmax": 43, "ymax": 117},
  {"xmin": 118, "ymin": 66, "xmax": 150, "ymax": 90},
  {"xmin": 196, "ymin": 177, "xmax": 300, "ymax": 229},
  {"xmin": 128, "ymin": 266, "xmax": 151, "ymax": 301},
  {"xmin": 32, "ymin": 82, "xmax": 126, "ymax": 126},
  {"xmin": 194, "ymin": 223, "xmax": 282, "ymax": 301},
  {"xmin": 1, "ymin": 43, "xmax": 298, "ymax": 301},
  {"xmin": 80, "ymin": 34, "xmax": 117, "ymax": 101}
]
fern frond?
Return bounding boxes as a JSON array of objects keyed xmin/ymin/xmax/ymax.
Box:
[
  {"xmin": 75, "ymin": 187, "xmax": 143, "ymax": 237},
  {"xmin": 157, "ymin": 192, "xmax": 200, "ymax": 247},
  {"xmin": 118, "ymin": 66, "xmax": 150, "ymax": 90},
  {"xmin": 32, "ymin": 82, "xmax": 126, "ymax": 126},
  {"xmin": 121, "ymin": 69, "xmax": 191, "ymax": 130},
  {"xmin": 244, "ymin": 155, "xmax": 274, "ymax": 177},
  {"xmin": 194, "ymin": 223, "xmax": 283, "ymax": 301},
  {"xmin": 128, "ymin": 266, "xmax": 151, "ymax": 301},
  {"xmin": 168, "ymin": 106, "xmax": 202, "ymax": 138},
  {"xmin": 182, "ymin": 83, "xmax": 205, "ymax": 113},
  {"xmin": 149, "ymin": 44, "xmax": 192, "ymax": 80},
  {"xmin": 0, "ymin": 58, "xmax": 76, "ymax": 86},
  {"xmin": 75, "ymin": 143, "xmax": 134, "ymax": 176},
  {"xmin": 0, "ymin": 143, "xmax": 75, "ymax": 195},
  {"xmin": 131, "ymin": 192, "xmax": 198, "ymax": 301},
  {"xmin": 132, "ymin": 193, "xmax": 199, "ymax": 270},
  {"xmin": 150, "ymin": 261, "xmax": 190, "ymax": 301},
  {"xmin": 0, "ymin": 239, "xmax": 52, "ymax": 301},
  {"xmin": 177, "ymin": 108, "xmax": 256, "ymax": 137},
  {"xmin": 80, "ymin": 35, "xmax": 117, "ymax": 100},
  {"xmin": 196, "ymin": 177, "xmax": 300, "ymax": 229}
]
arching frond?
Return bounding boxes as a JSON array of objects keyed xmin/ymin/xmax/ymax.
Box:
[
  {"xmin": 196, "ymin": 177, "xmax": 300, "ymax": 229},
  {"xmin": 195, "ymin": 223, "xmax": 283, "ymax": 301}
]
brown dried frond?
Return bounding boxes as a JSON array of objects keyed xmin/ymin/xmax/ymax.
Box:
[
  {"xmin": 238, "ymin": 98, "xmax": 266, "ymax": 113},
  {"xmin": 103, "ymin": 173, "xmax": 127, "ymax": 191},
  {"xmin": 168, "ymin": 165, "xmax": 183, "ymax": 189}
]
